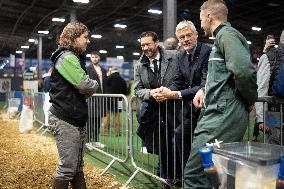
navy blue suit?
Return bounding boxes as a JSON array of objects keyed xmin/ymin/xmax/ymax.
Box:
[{"xmin": 170, "ymin": 42, "xmax": 211, "ymax": 168}]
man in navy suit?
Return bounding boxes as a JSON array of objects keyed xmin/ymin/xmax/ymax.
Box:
[{"xmin": 158, "ymin": 20, "xmax": 211, "ymax": 170}]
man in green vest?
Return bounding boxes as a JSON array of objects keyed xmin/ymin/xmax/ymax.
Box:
[{"xmin": 183, "ymin": 0, "xmax": 258, "ymax": 188}]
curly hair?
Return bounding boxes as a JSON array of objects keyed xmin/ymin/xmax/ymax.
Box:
[{"xmin": 59, "ymin": 21, "xmax": 88, "ymax": 50}]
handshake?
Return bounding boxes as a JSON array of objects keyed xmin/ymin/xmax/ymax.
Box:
[{"xmin": 150, "ymin": 86, "xmax": 179, "ymax": 102}]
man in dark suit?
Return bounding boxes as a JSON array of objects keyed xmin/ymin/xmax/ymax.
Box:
[
  {"xmin": 134, "ymin": 31, "xmax": 179, "ymax": 188},
  {"xmin": 86, "ymin": 51, "xmax": 107, "ymax": 147},
  {"xmin": 158, "ymin": 20, "xmax": 211, "ymax": 171}
]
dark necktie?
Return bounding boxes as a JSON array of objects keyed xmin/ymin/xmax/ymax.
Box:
[
  {"xmin": 153, "ymin": 59, "xmax": 158, "ymax": 74},
  {"xmin": 188, "ymin": 54, "xmax": 192, "ymax": 64}
]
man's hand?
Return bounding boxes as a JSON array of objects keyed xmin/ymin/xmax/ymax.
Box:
[
  {"xmin": 263, "ymin": 38, "xmax": 276, "ymax": 53},
  {"xmin": 193, "ymin": 89, "xmax": 205, "ymax": 109},
  {"xmin": 158, "ymin": 86, "xmax": 178, "ymax": 99},
  {"xmin": 150, "ymin": 88, "xmax": 167, "ymax": 102},
  {"xmin": 245, "ymin": 105, "xmax": 254, "ymax": 112},
  {"xmin": 259, "ymin": 123, "xmax": 272, "ymax": 132}
]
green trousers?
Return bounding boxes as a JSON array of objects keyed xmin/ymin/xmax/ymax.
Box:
[{"xmin": 184, "ymin": 98, "xmax": 248, "ymax": 188}]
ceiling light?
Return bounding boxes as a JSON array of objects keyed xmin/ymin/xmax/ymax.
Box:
[
  {"xmin": 133, "ymin": 52, "xmax": 140, "ymax": 56},
  {"xmin": 16, "ymin": 51, "xmax": 22, "ymax": 54},
  {"xmin": 137, "ymin": 39, "xmax": 141, "ymax": 42},
  {"xmin": 73, "ymin": 0, "xmax": 89, "ymax": 3},
  {"xmin": 268, "ymin": 3, "xmax": 279, "ymax": 7},
  {"xmin": 117, "ymin": 56, "xmax": 124, "ymax": 60},
  {"xmin": 114, "ymin": 24, "xmax": 127, "ymax": 29},
  {"xmin": 28, "ymin": 39, "xmax": 36, "ymax": 43},
  {"xmin": 116, "ymin": 45, "xmax": 124, "ymax": 49},
  {"xmin": 91, "ymin": 34, "xmax": 102, "ymax": 39},
  {"xmin": 275, "ymin": 45, "xmax": 279, "ymax": 48},
  {"xmin": 38, "ymin": 30, "xmax": 49, "ymax": 34},
  {"xmin": 86, "ymin": 54, "xmax": 91, "ymax": 58},
  {"xmin": 251, "ymin": 27, "xmax": 261, "ymax": 31},
  {"xmin": 99, "ymin": 50, "xmax": 107, "ymax": 54},
  {"xmin": 148, "ymin": 9, "xmax": 162, "ymax": 14},
  {"xmin": 21, "ymin": 45, "xmax": 29, "ymax": 49},
  {"xmin": 52, "ymin": 18, "xmax": 65, "ymax": 22},
  {"xmin": 247, "ymin": 41, "xmax": 252, "ymax": 45},
  {"xmin": 209, "ymin": 37, "xmax": 216, "ymax": 40}
]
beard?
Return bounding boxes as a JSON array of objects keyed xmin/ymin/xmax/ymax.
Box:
[{"xmin": 144, "ymin": 49, "xmax": 156, "ymax": 58}]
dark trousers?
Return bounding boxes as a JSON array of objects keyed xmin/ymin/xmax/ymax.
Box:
[
  {"xmin": 159, "ymin": 125, "xmax": 182, "ymax": 180},
  {"xmin": 175, "ymin": 120, "xmax": 193, "ymax": 169}
]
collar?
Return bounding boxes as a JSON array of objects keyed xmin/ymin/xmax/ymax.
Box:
[
  {"xmin": 213, "ymin": 21, "xmax": 231, "ymax": 37},
  {"xmin": 140, "ymin": 46, "xmax": 163, "ymax": 65},
  {"xmin": 149, "ymin": 51, "xmax": 161, "ymax": 62},
  {"xmin": 186, "ymin": 45, "xmax": 197, "ymax": 61}
]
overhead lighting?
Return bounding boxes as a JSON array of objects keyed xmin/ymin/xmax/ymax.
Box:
[
  {"xmin": 73, "ymin": 0, "xmax": 89, "ymax": 3},
  {"xmin": 52, "ymin": 18, "xmax": 65, "ymax": 22},
  {"xmin": 114, "ymin": 24, "xmax": 127, "ymax": 29},
  {"xmin": 209, "ymin": 36, "xmax": 216, "ymax": 40},
  {"xmin": 21, "ymin": 45, "xmax": 29, "ymax": 49},
  {"xmin": 16, "ymin": 51, "xmax": 22, "ymax": 54},
  {"xmin": 268, "ymin": 3, "xmax": 279, "ymax": 7},
  {"xmin": 251, "ymin": 27, "xmax": 261, "ymax": 31},
  {"xmin": 275, "ymin": 45, "xmax": 279, "ymax": 48},
  {"xmin": 86, "ymin": 54, "xmax": 91, "ymax": 58},
  {"xmin": 28, "ymin": 38, "xmax": 36, "ymax": 43},
  {"xmin": 133, "ymin": 52, "xmax": 140, "ymax": 56},
  {"xmin": 38, "ymin": 30, "xmax": 49, "ymax": 34},
  {"xmin": 99, "ymin": 50, "xmax": 107, "ymax": 54},
  {"xmin": 116, "ymin": 45, "xmax": 124, "ymax": 49},
  {"xmin": 247, "ymin": 41, "xmax": 252, "ymax": 45},
  {"xmin": 137, "ymin": 39, "xmax": 141, "ymax": 42},
  {"xmin": 117, "ymin": 56, "xmax": 124, "ymax": 60},
  {"xmin": 148, "ymin": 9, "xmax": 162, "ymax": 15},
  {"xmin": 91, "ymin": 34, "xmax": 102, "ymax": 39}
]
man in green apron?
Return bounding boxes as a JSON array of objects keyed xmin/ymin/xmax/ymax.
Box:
[{"xmin": 184, "ymin": 0, "xmax": 258, "ymax": 188}]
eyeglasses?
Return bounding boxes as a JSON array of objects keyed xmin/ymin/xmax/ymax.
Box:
[{"xmin": 179, "ymin": 33, "xmax": 195, "ymax": 41}]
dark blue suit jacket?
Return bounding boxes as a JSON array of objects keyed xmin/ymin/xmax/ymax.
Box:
[{"xmin": 170, "ymin": 42, "xmax": 211, "ymax": 101}]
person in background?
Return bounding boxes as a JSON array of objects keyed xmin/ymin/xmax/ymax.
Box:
[
  {"xmin": 86, "ymin": 51, "xmax": 107, "ymax": 148},
  {"xmin": 43, "ymin": 67, "xmax": 53, "ymax": 92},
  {"xmin": 103, "ymin": 67, "xmax": 128, "ymax": 136},
  {"xmin": 48, "ymin": 21, "xmax": 98, "ymax": 189},
  {"xmin": 163, "ymin": 37, "xmax": 178, "ymax": 50},
  {"xmin": 255, "ymin": 31, "xmax": 284, "ymax": 144},
  {"xmin": 184, "ymin": 0, "xmax": 257, "ymax": 188}
]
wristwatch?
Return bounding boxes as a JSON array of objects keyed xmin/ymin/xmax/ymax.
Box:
[{"xmin": 177, "ymin": 91, "xmax": 182, "ymax": 99}]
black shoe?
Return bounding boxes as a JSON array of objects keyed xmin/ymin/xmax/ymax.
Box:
[{"xmin": 173, "ymin": 179, "xmax": 182, "ymax": 188}]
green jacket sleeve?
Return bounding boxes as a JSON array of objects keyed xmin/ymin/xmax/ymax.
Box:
[
  {"xmin": 218, "ymin": 29, "xmax": 257, "ymax": 106},
  {"xmin": 56, "ymin": 53, "xmax": 99, "ymax": 95}
]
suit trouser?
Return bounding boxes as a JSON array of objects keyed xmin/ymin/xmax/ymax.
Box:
[
  {"xmin": 48, "ymin": 111, "xmax": 86, "ymax": 180},
  {"xmin": 175, "ymin": 119, "xmax": 195, "ymax": 169}
]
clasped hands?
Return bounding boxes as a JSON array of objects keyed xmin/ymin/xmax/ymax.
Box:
[{"xmin": 150, "ymin": 86, "xmax": 177, "ymax": 102}]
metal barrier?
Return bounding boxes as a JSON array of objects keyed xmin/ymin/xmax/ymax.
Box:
[
  {"xmin": 254, "ymin": 96, "xmax": 284, "ymax": 145},
  {"xmin": 124, "ymin": 96, "xmax": 194, "ymax": 188},
  {"xmin": 33, "ymin": 92, "xmax": 50, "ymax": 135},
  {"xmin": 85, "ymin": 94, "xmax": 131, "ymax": 175}
]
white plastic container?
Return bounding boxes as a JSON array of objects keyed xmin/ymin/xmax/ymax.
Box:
[{"xmin": 212, "ymin": 141, "xmax": 284, "ymax": 189}]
